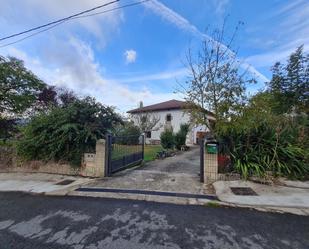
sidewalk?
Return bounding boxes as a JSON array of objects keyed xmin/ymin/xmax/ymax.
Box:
[
  {"xmin": 214, "ymin": 180, "xmax": 309, "ymax": 215},
  {"xmin": 1, "ymin": 172, "xmax": 309, "ymax": 216},
  {"xmin": 69, "ymin": 168, "xmax": 216, "ymax": 205},
  {"xmin": 0, "ymin": 173, "xmax": 94, "ymax": 195}
]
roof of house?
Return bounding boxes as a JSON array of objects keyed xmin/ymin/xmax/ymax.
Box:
[{"xmin": 127, "ymin": 99, "xmax": 187, "ymax": 114}]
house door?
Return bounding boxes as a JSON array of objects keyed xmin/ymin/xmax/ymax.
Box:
[{"xmin": 196, "ymin": 131, "xmax": 207, "ymax": 145}]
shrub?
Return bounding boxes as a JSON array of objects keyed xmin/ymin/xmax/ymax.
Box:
[
  {"xmin": 216, "ymin": 114, "xmax": 309, "ymax": 179},
  {"xmin": 115, "ymin": 122, "xmax": 141, "ymax": 145},
  {"xmin": 160, "ymin": 129, "xmax": 175, "ymax": 150},
  {"xmin": 0, "ymin": 118, "xmax": 17, "ymax": 141},
  {"xmin": 16, "ymin": 97, "xmax": 122, "ymax": 166},
  {"xmin": 175, "ymin": 123, "xmax": 190, "ymax": 150}
]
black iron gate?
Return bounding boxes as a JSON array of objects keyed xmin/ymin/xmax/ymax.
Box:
[{"xmin": 105, "ymin": 134, "xmax": 144, "ymax": 176}]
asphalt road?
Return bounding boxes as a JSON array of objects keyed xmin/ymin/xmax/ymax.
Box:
[{"xmin": 0, "ymin": 192, "xmax": 308, "ymax": 249}]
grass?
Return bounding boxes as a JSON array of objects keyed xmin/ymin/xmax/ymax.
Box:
[
  {"xmin": 110, "ymin": 144, "xmax": 162, "ymax": 162},
  {"xmin": 111, "ymin": 144, "xmax": 141, "ymax": 160},
  {"xmin": 144, "ymin": 145, "xmax": 162, "ymax": 162},
  {"xmin": 204, "ymin": 201, "xmax": 221, "ymax": 208}
]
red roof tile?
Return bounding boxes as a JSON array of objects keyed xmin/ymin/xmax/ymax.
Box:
[{"xmin": 127, "ymin": 99, "xmax": 186, "ymax": 113}]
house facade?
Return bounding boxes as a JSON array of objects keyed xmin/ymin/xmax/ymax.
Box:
[{"xmin": 127, "ymin": 100, "xmax": 215, "ymax": 145}]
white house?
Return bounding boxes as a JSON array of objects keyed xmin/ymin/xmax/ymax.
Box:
[{"xmin": 127, "ymin": 99, "xmax": 215, "ymax": 145}]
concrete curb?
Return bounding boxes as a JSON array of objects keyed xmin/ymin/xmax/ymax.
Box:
[
  {"xmin": 44, "ymin": 179, "xmax": 96, "ymax": 196},
  {"xmin": 215, "ymin": 197, "xmax": 309, "ymax": 209},
  {"xmin": 65, "ymin": 189, "xmax": 309, "ymax": 216},
  {"xmin": 68, "ymin": 189, "xmax": 218, "ymax": 206},
  {"xmin": 217, "ymin": 201, "xmax": 309, "ymax": 216}
]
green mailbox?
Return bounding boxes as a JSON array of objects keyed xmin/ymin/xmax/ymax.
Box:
[{"xmin": 206, "ymin": 143, "xmax": 217, "ymax": 154}]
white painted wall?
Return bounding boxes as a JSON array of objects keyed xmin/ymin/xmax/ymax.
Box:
[{"xmin": 130, "ymin": 109, "xmax": 213, "ymax": 145}]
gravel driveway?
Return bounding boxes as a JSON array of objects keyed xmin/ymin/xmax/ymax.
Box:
[
  {"xmin": 85, "ymin": 146, "xmax": 212, "ymax": 195},
  {"xmin": 138, "ymin": 146, "xmax": 200, "ymax": 175}
]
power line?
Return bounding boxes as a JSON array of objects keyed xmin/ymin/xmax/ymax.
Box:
[
  {"xmin": 0, "ymin": 0, "xmax": 150, "ymax": 48},
  {"xmin": 0, "ymin": 0, "xmax": 119, "ymax": 42},
  {"xmin": 71, "ymin": 0, "xmax": 149, "ymax": 19},
  {"xmin": 0, "ymin": 22, "xmax": 66, "ymax": 48}
]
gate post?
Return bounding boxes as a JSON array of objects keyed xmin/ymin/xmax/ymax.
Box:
[
  {"xmin": 204, "ymin": 142, "xmax": 218, "ymax": 183},
  {"xmin": 105, "ymin": 134, "xmax": 112, "ymax": 177},
  {"xmin": 199, "ymin": 138, "xmax": 205, "ymax": 182},
  {"xmin": 94, "ymin": 139, "xmax": 106, "ymax": 177},
  {"xmin": 142, "ymin": 134, "xmax": 145, "ymax": 161}
]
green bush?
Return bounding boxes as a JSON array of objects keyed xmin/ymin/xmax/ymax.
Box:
[
  {"xmin": 115, "ymin": 122, "xmax": 141, "ymax": 145},
  {"xmin": 16, "ymin": 97, "xmax": 122, "ymax": 166},
  {"xmin": 213, "ymin": 46, "xmax": 309, "ymax": 180},
  {"xmin": 175, "ymin": 123, "xmax": 190, "ymax": 150},
  {"xmin": 216, "ymin": 114, "xmax": 309, "ymax": 179},
  {"xmin": 160, "ymin": 129, "xmax": 175, "ymax": 150}
]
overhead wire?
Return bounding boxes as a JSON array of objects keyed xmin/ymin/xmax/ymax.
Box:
[
  {"xmin": 0, "ymin": 0, "xmax": 119, "ymax": 42},
  {"xmin": 0, "ymin": 0, "xmax": 150, "ymax": 48}
]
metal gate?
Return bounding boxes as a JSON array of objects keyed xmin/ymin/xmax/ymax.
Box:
[{"xmin": 105, "ymin": 134, "xmax": 144, "ymax": 176}]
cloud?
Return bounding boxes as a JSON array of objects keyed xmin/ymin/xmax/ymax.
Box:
[
  {"xmin": 5, "ymin": 38, "xmax": 181, "ymax": 113},
  {"xmin": 143, "ymin": 0, "xmax": 204, "ymax": 38},
  {"xmin": 143, "ymin": 0, "xmax": 269, "ymax": 83},
  {"xmin": 246, "ymin": 0, "xmax": 309, "ymax": 68},
  {"xmin": 111, "ymin": 68, "xmax": 187, "ymax": 83},
  {"xmin": 124, "ymin": 49, "xmax": 137, "ymax": 64},
  {"xmin": 246, "ymin": 42, "xmax": 308, "ymax": 68},
  {"xmin": 0, "ymin": 0, "xmax": 123, "ymax": 47},
  {"xmin": 0, "ymin": 0, "xmax": 185, "ymax": 112},
  {"xmin": 211, "ymin": 0, "xmax": 229, "ymax": 16},
  {"xmin": 274, "ymin": 0, "xmax": 307, "ymax": 16}
]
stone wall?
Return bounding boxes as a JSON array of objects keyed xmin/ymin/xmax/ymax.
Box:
[
  {"xmin": 0, "ymin": 139, "xmax": 106, "ymax": 178},
  {"xmin": 2, "ymin": 160, "xmax": 80, "ymax": 176},
  {"xmin": 80, "ymin": 139, "xmax": 106, "ymax": 177}
]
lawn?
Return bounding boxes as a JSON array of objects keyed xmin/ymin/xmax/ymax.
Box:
[
  {"xmin": 144, "ymin": 145, "xmax": 162, "ymax": 162},
  {"xmin": 111, "ymin": 144, "xmax": 141, "ymax": 160},
  {"xmin": 110, "ymin": 144, "xmax": 162, "ymax": 162}
]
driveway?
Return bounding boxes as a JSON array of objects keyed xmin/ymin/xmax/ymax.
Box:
[
  {"xmin": 1, "ymin": 192, "xmax": 308, "ymax": 249},
  {"xmin": 85, "ymin": 146, "xmax": 212, "ymax": 195},
  {"xmin": 138, "ymin": 146, "xmax": 200, "ymax": 175}
]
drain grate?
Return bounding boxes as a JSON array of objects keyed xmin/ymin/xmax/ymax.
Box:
[
  {"xmin": 230, "ymin": 187, "xmax": 258, "ymax": 196},
  {"xmin": 55, "ymin": 180, "xmax": 75, "ymax": 185}
]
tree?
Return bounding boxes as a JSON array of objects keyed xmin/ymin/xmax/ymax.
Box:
[
  {"xmin": 17, "ymin": 97, "xmax": 123, "ymax": 166},
  {"xmin": 34, "ymin": 85, "xmax": 58, "ymax": 113},
  {"xmin": 115, "ymin": 121, "xmax": 141, "ymax": 145},
  {"xmin": 215, "ymin": 91, "xmax": 309, "ymax": 179},
  {"xmin": 268, "ymin": 45, "xmax": 309, "ymax": 114},
  {"xmin": 0, "ymin": 56, "xmax": 45, "ymax": 115},
  {"xmin": 134, "ymin": 112, "xmax": 162, "ymax": 134},
  {"xmin": 175, "ymin": 123, "xmax": 190, "ymax": 150},
  {"xmin": 0, "ymin": 117, "xmax": 17, "ymax": 141},
  {"xmin": 180, "ymin": 22, "xmax": 255, "ymax": 129},
  {"xmin": 160, "ymin": 129, "xmax": 175, "ymax": 150}
]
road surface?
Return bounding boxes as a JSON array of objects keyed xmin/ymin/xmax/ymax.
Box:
[{"xmin": 0, "ymin": 192, "xmax": 308, "ymax": 249}]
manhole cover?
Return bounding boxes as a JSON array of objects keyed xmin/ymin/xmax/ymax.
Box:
[
  {"xmin": 230, "ymin": 187, "xmax": 258, "ymax": 196},
  {"xmin": 55, "ymin": 180, "xmax": 75, "ymax": 185}
]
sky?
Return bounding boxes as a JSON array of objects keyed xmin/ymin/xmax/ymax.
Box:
[{"xmin": 0, "ymin": 0, "xmax": 308, "ymax": 114}]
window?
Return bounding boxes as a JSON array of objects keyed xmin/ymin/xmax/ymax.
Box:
[
  {"xmin": 166, "ymin": 114, "xmax": 172, "ymax": 122},
  {"xmin": 146, "ymin": 131, "xmax": 151, "ymax": 138}
]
